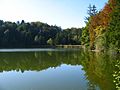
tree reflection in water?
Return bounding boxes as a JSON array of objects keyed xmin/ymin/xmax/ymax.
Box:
[{"xmin": 0, "ymin": 49, "xmax": 119, "ymax": 90}]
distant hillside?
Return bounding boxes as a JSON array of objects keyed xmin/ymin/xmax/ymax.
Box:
[{"xmin": 0, "ymin": 20, "xmax": 82, "ymax": 48}]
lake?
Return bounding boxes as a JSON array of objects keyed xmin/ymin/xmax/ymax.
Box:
[{"xmin": 0, "ymin": 49, "xmax": 119, "ymax": 90}]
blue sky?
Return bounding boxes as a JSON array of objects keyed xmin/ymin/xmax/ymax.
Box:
[{"xmin": 0, "ymin": 0, "xmax": 108, "ymax": 29}]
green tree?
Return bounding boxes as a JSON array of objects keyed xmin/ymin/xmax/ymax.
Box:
[
  {"xmin": 82, "ymin": 4, "xmax": 98, "ymax": 48},
  {"xmin": 106, "ymin": 0, "xmax": 120, "ymax": 50},
  {"xmin": 47, "ymin": 38, "xmax": 53, "ymax": 45},
  {"xmin": 81, "ymin": 26, "xmax": 90, "ymax": 46}
]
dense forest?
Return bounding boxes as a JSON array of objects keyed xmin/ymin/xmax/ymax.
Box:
[
  {"xmin": 81, "ymin": 0, "xmax": 120, "ymax": 51},
  {"xmin": 0, "ymin": 20, "xmax": 82, "ymax": 48},
  {"xmin": 0, "ymin": 0, "xmax": 119, "ymax": 51}
]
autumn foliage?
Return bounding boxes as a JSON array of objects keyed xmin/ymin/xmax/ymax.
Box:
[{"xmin": 88, "ymin": 0, "xmax": 116, "ymax": 50}]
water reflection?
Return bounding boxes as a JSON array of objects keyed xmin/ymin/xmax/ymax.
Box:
[
  {"xmin": 0, "ymin": 50, "xmax": 81, "ymax": 72},
  {"xmin": 0, "ymin": 49, "xmax": 119, "ymax": 90}
]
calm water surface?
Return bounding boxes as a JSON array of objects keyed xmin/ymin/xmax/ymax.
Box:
[{"xmin": 0, "ymin": 49, "xmax": 119, "ymax": 90}]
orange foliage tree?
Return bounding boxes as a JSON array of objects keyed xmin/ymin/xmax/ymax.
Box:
[{"xmin": 88, "ymin": 0, "xmax": 115, "ymax": 50}]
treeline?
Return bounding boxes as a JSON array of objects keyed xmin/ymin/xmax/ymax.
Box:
[
  {"xmin": 1, "ymin": 0, "xmax": 119, "ymax": 50},
  {"xmin": 0, "ymin": 20, "xmax": 82, "ymax": 48},
  {"xmin": 81, "ymin": 0, "xmax": 120, "ymax": 51}
]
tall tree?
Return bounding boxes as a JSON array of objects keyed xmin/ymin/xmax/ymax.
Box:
[
  {"xmin": 82, "ymin": 4, "xmax": 98, "ymax": 48},
  {"xmin": 106, "ymin": 0, "xmax": 120, "ymax": 50}
]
